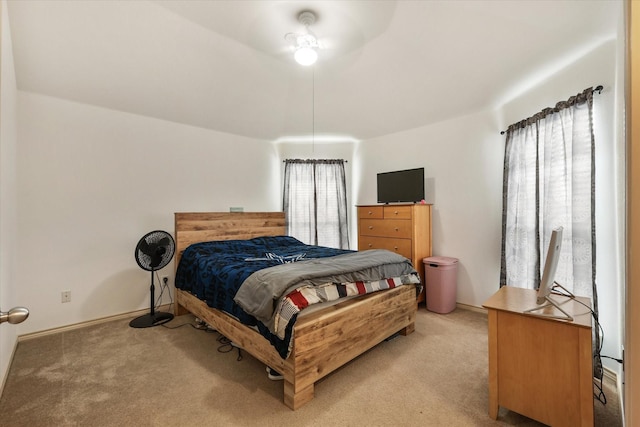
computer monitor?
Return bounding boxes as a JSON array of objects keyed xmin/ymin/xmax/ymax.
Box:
[
  {"xmin": 537, "ymin": 226, "xmax": 563, "ymax": 304},
  {"xmin": 524, "ymin": 226, "xmax": 574, "ymax": 321}
]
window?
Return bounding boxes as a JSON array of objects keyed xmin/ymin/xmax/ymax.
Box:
[
  {"xmin": 500, "ymin": 87, "xmax": 596, "ymax": 302},
  {"xmin": 283, "ymin": 159, "xmax": 349, "ymax": 249}
]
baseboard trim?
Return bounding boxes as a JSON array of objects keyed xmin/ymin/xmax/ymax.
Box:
[
  {"xmin": 0, "ymin": 334, "xmax": 20, "ymax": 399},
  {"xmin": 603, "ymin": 365, "xmax": 618, "ymax": 383},
  {"xmin": 18, "ymin": 304, "xmax": 173, "ymax": 342},
  {"xmin": 456, "ymin": 302, "xmax": 487, "ymax": 314},
  {"xmin": 618, "ymin": 372, "xmax": 625, "ymax": 427},
  {"xmin": 600, "ymin": 366, "xmax": 624, "ymax": 427}
]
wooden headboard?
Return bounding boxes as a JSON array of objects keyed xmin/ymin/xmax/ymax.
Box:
[{"xmin": 174, "ymin": 212, "xmax": 286, "ymax": 266}]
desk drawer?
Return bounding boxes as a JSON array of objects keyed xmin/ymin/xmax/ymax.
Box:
[
  {"xmin": 383, "ymin": 205, "xmax": 412, "ymax": 219},
  {"xmin": 358, "ymin": 236, "xmax": 412, "ymax": 259},
  {"xmin": 358, "ymin": 206, "xmax": 384, "ymax": 219},
  {"xmin": 359, "ymin": 219, "xmax": 412, "ymax": 238}
]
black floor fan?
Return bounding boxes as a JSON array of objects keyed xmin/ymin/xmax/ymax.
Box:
[{"xmin": 130, "ymin": 230, "xmax": 176, "ymax": 328}]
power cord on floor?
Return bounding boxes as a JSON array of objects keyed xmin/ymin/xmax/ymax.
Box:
[
  {"xmin": 160, "ymin": 321, "xmax": 201, "ymax": 330},
  {"xmin": 160, "ymin": 318, "xmax": 243, "ymax": 361},
  {"xmin": 217, "ymin": 335, "xmax": 243, "ymax": 361}
]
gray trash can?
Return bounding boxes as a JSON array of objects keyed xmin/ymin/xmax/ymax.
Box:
[{"xmin": 423, "ymin": 256, "xmax": 459, "ymax": 313}]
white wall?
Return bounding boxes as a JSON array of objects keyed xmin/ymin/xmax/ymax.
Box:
[
  {"xmin": 0, "ymin": 0, "xmax": 19, "ymax": 391},
  {"xmin": 15, "ymin": 92, "xmax": 281, "ymax": 334},
  {"xmin": 499, "ymin": 39, "xmax": 623, "ymax": 374},
  {"xmin": 355, "ymin": 109, "xmax": 504, "ymax": 306}
]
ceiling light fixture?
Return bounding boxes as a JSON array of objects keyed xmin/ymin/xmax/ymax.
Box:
[{"xmin": 286, "ymin": 11, "xmax": 319, "ymax": 66}]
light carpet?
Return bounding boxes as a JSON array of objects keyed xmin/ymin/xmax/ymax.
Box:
[{"xmin": 0, "ymin": 307, "xmax": 622, "ymax": 426}]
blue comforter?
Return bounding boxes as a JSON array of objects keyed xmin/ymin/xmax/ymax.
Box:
[{"xmin": 174, "ymin": 235, "xmax": 352, "ymax": 329}]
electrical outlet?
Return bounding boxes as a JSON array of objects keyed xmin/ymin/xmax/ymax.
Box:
[{"xmin": 61, "ymin": 290, "xmax": 71, "ymax": 303}]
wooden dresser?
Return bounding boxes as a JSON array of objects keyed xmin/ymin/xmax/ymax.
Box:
[{"xmin": 357, "ymin": 204, "xmax": 432, "ymax": 301}]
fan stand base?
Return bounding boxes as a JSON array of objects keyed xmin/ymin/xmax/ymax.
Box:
[{"xmin": 129, "ymin": 311, "xmax": 174, "ymax": 328}]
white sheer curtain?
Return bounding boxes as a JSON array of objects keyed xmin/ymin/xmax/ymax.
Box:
[
  {"xmin": 500, "ymin": 88, "xmax": 596, "ymax": 303},
  {"xmin": 501, "ymin": 125, "xmax": 540, "ymax": 289},
  {"xmin": 283, "ymin": 159, "xmax": 349, "ymax": 249}
]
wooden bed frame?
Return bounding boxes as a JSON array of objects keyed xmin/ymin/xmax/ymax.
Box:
[{"xmin": 174, "ymin": 212, "xmax": 417, "ymax": 410}]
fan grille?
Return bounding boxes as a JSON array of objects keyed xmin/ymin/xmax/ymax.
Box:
[{"xmin": 135, "ymin": 230, "xmax": 175, "ymax": 271}]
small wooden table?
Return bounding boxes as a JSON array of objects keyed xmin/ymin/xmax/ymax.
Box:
[{"xmin": 483, "ymin": 286, "xmax": 594, "ymax": 427}]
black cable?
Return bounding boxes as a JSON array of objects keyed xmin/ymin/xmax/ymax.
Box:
[
  {"xmin": 217, "ymin": 335, "xmax": 234, "ymax": 352},
  {"xmin": 594, "ymin": 379, "xmax": 607, "ymax": 405},
  {"xmin": 154, "ymin": 272, "xmax": 165, "ymax": 309},
  {"xmin": 165, "ymin": 318, "xmax": 243, "ymax": 361},
  {"xmin": 550, "ymin": 283, "xmax": 608, "ymax": 404},
  {"xmin": 160, "ymin": 321, "xmax": 200, "ymax": 330},
  {"xmin": 217, "ymin": 335, "xmax": 243, "ymax": 361},
  {"xmin": 153, "ymin": 271, "xmax": 174, "ymax": 312},
  {"xmin": 161, "ymin": 313, "xmax": 244, "ymax": 363},
  {"xmin": 160, "ymin": 316, "xmax": 210, "ymax": 331}
]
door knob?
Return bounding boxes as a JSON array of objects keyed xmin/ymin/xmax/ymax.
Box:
[{"xmin": 0, "ymin": 307, "xmax": 29, "ymax": 325}]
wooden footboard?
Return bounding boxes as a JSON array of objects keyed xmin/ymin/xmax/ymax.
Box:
[
  {"xmin": 173, "ymin": 212, "xmax": 417, "ymax": 410},
  {"xmin": 175, "ymin": 285, "xmax": 416, "ymax": 409}
]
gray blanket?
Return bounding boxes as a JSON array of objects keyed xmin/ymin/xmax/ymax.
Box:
[{"xmin": 233, "ymin": 249, "xmax": 417, "ymax": 325}]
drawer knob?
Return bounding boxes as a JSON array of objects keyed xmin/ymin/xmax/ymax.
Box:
[
  {"xmin": 368, "ymin": 226, "xmax": 374, "ymax": 230},
  {"xmin": 394, "ymin": 210, "xmax": 399, "ymax": 215},
  {"xmin": 368, "ymin": 244, "xmax": 373, "ymax": 248},
  {"xmin": 394, "ymin": 227, "xmax": 399, "ymax": 231},
  {"xmin": 368, "ymin": 211, "xmax": 373, "ymax": 215},
  {"xmin": 394, "ymin": 246, "xmax": 398, "ymax": 250}
]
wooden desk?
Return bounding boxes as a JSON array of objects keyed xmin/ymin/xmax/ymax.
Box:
[{"xmin": 482, "ymin": 286, "xmax": 593, "ymax": 427}]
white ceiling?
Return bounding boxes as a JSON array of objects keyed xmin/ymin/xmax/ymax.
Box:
[{"xmin": 7, "ymin": 0, "xmax": 619, "ymax": 142}]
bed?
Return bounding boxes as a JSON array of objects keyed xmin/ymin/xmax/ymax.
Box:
[{"xmin": 173, "ymin": 212, "xmax": 419, "ymax": 410}]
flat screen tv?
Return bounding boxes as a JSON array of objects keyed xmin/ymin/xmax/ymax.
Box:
[{"xmin": 377, "ymin": 168, "xmax": 424, "ymax": 204}]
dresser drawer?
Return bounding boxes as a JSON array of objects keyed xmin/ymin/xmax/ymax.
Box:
[
  {"xmin": 358, "ymin": 206, "xmax": 384, "ymax": 219},
  {"xmin": 358, "ymin": 236, "xmax": 412, "ymax": 260},
  {"xmin": 359, "ymin": 219, "xmax": 412, "ymax": 238},
  {"xmin": 383, "ymin": 205, "xmax": 413, "ymax": 219}
]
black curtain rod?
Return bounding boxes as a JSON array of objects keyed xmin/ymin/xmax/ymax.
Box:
[
  {"xmin": 282, "ymin": 159, "xmax": 348, "ymax": 162},
  {"xmin": 499, "ymin": 85, "xmax": 603, "ymax": 135}
]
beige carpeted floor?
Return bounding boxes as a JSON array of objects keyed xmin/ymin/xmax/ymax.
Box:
[{"xmin": 0, "ymin": 307, "xmax": 622, "ymax": 426}]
